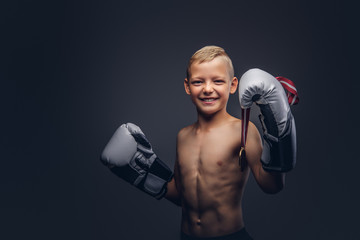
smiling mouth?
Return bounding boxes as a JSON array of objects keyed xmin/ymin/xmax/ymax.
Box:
[{"xmin": 200, "ymin": 98, "xmax": 218, "ymax": 102}]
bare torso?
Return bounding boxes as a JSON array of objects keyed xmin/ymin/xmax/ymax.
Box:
[{"xmin": 176, "ymin": 117, "xmax": 250, "ymax": 237}]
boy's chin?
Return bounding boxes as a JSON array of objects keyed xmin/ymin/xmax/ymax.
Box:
[{"xmin": 196, "ymin": 107, "xmax": 222, "ymax": 116}]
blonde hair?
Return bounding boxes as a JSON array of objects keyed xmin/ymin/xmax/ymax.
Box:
[{"xmin": 186, "ymin": 45, "xmax": 234, "ymax": 79}]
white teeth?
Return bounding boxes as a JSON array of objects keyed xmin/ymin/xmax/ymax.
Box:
[{"xmin": 203, "ymin": 99, "xmax": 215, "ymax": 102}]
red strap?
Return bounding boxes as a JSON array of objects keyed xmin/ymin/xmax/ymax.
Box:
[
  {"xmin": 240, "ymin": 108, "xmax": 250, "ymax": 148},
  {"xmin": 276, "ymin": 76, "xmax": 299, "ymax": 105}
]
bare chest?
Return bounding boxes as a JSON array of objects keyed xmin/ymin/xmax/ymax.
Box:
[{"xmin": 177, "ymin": 131, "xmax": 241, "ymax": 175}]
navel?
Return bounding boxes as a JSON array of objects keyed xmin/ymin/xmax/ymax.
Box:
[
  {"xmin": 216, "ymin": 160, "xmax": 223, "ymax": 166},
  {"xmin": 196, "ymin": 219, "xmax": 201, "ymax": 225}
]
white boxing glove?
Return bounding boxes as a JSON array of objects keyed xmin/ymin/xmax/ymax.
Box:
[
  {"xmin": 101, "ymin": 123, "xmax": 173, "ymax": 199},
  {"xmin": 239, "ymin": 68, "xmax": 296, "ymax": 172}
]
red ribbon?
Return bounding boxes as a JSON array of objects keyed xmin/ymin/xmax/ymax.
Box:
[
  {"xmin": 241, "ymin": 108, "xmax": 250, "ymax": 148},
  {"xmin": 276, "ymin": 76, "xmax": 299, "ymax": 105}
]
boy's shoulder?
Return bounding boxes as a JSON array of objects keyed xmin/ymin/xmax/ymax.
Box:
[
  {"xmin": 227, "ymin": 115, "xmax": 259, "ymax": 134},
  {"xmin": 177, "ymin": 124, "xmax": 195, "ymax": 140},
  {"xmin": 218, "ymin": 117, "xmax": 261, "ymax": 144}
]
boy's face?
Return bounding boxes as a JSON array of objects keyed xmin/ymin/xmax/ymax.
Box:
[{"xmin": 184, "ymin": 57, "xmax": 238, "ymax": 116}]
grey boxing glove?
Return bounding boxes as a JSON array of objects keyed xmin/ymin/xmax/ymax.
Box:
[
  {"xmin": 100, "ymin": 123, "xmax": 173, "ymax": 199},
  {"xmin": 239, "ymin": 68, "xmax": 296, "ymax": 172}
]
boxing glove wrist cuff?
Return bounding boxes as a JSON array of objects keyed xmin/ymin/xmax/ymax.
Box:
[
  {"xmin": 110, "ymin": 156, "xmax": 173, "ymax": 199},
  {"xmin": 140, "ymin": 156, "xmax": 173, "ymax": 199},
  {"xmin": 149, "ymin": 157, "xmax": 173, "ymax": 182},
  {"xmin": 261, "ymin": 114, "xmax": 297, "ymax": 172},
  {"xmin": 144, "ymin": 172, "xmax": 172, "ymax": 199}
]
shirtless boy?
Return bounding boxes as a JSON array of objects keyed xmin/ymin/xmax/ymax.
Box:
[{"xmin": 101, "ymin": 46, "xmax": 297, "ymax": 240}]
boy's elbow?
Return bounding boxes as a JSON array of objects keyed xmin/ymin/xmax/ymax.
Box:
[
  {"xmin": 264, "ymin": 181, "xmax": 284, "ymax": 194},
  {"xmin": 261, "ymin": 173, "xmax": 286, "ymax": 194},
  {"xmin": 261, "ymin": 182, "xmax": 284, "ymax": 194},
  {"xmin": 164, "ymin": 184, "xmax": 182, "ymax": 207}
]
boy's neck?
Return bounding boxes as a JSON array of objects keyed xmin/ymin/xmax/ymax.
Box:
[{"xmin": 195, "ymin": 109, "xmax": 231, "ymax": 131}]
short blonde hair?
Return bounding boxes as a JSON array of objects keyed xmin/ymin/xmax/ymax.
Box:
[{"xmin": 186, "ymin": 46, "xmax": 234, "ymax": 79}]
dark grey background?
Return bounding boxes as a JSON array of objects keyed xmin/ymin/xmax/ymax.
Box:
[{"xmin": 3, "ymin": 0, "xmax": 359, "ymax": 239}]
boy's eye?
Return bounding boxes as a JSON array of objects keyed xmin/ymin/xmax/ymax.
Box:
[
  {"xmin": 214, "ymin": 80, "xmax": 225, "ymax": 84},
  {"xmin": 191, "ymin": 81, "xmax": 202, "ymax": 85}
]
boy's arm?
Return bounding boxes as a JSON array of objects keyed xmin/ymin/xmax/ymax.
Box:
[
  {"xmin": 165, "ymin": 132, "xmax": 182, "ymax": 206},
  {"xmin": 245, "ymin": 122, "xmax": 285, "ymax": 194},
  {"xmin": 238, "ymin": 68, "xmax": 297, "ymax": 194},
  {"xmin": 165, "ymin": 160, "xmax": 181, "ymax": 206}
]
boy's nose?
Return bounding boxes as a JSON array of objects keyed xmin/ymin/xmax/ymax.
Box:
[{"xmin": 203, "ymin": 83, "xmax": 214, "ymax": 94}]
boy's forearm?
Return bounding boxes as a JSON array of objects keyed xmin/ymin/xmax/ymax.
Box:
[
  {"xmin": 258, "ymin": 167, "xmax": 285, "ymax": 194},
  {"xmin": 164, "ymin": 177, "xmax": 182, "ymax": 206}
]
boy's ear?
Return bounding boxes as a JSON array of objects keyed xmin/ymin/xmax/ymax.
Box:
[
  {"xmin": 230, "ymin": 77, "xmax": 238, "ymax": 94},
  {"xmin": 184, "ymin": 78, "xmax": 191, "ymax": 95}
]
